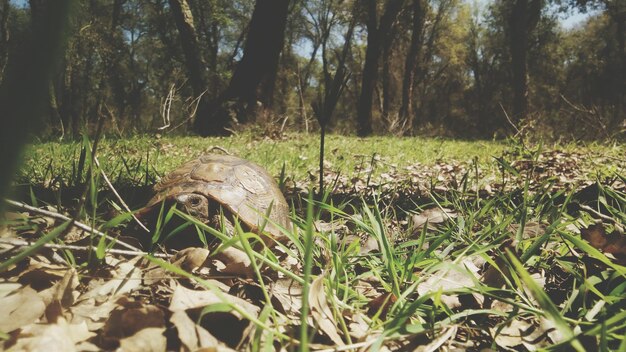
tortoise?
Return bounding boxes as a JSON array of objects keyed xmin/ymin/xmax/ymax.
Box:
[{"xmin": 140, "ymin": 154, "xmax": 291, "ymax": 246}]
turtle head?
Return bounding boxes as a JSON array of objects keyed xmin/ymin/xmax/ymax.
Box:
[{"xmin": 174, "ymin": 193, "xmax": 210, "ymax": 221}]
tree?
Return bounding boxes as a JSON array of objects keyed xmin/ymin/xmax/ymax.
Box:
[
  {"xmin": 0, "ymin": 0, "xmax": 73, "ymax": 207},
  {"xmin": 0, "ymin": 0, "xmax": 9, "ymax": 82},
  {"xmin": 195, "ymin": 0, "xmax": 290, "ymax": 136},
  {"xmin": 572, "ymin": 0, "xmax": 625, "ymax": 126},
  {"xmin": 168, "ymin": 0, "xmax": 219, "ymax": 134},
  {"xmin": 504, "ymin": 0, "xmax": 543, "ymax": 121},
  {"xmin": 399, "ymin": 0, "xmax": 426, "ymax": 130},
  {"xmin": 356, "ymin": 0, "xmax": 405, "ymax": 136}
]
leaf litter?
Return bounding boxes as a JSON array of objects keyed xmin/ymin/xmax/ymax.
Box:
[{"xmin": 1, "ymin": 148, "xmax": 625, "ymax": 350}]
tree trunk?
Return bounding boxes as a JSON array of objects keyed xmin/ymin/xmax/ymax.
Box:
[
  {"xmin": 169, "ymin": 0, "xmax": 208, "ymax": 96},
  {"xmin": 399, "ymin": 0, "xmax": 425, "ymax": 132},
  {"xmin": 168, "ymin": 0, "xmax": 222, "ymax": 135},
  {"xmin": 357, "ymin": 0, "xmax": 380, "ymax": 136},
  {"xmin": 356, "ymin": 0, "xmax": 405, "ymax": 136},
  {"xmin": 29, "ymin": 0, "xmax": 65, "ymax": 131},
  {"xmin": 508, "ymin": 0, "xmax": 541, "ymax": 122},
  {"xmin": 0, "ymin": 0, "xmax": 72, "ymax": 206},
  {"xmin": 221, "ymin": 0, "xmax": 289, "ymax": 109},
  {"xmin": 194, "ymin": 0, "xmax": 289, "ymax": 135},
  {"xmin": 608, "ymin": 1, "xmax": 625, "ymax": 126},
  {"xmin": 0, "ymin": 0, "xmax": 9, "ymax": 83},
  {"xmin": 381, "ymin": 26, "xmax": 395, "ymax": 122}
]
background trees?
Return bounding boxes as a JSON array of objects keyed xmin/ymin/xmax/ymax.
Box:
[{"xmin": 0, "ymin": 0, "xmax": 623, "ymax": 139}]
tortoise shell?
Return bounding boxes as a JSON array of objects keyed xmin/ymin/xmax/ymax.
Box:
[{"xmin": 145, "ymin": 154, "xmax": 290, "ymax": 244}]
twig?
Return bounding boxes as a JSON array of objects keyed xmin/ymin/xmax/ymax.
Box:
[
  {"xmin": 5, "ymin": 199, "xmax": 144, "ymax": 253},
  {"xmin": 578, "ymin": 204, "xmax": 619, "ymax": 224},
  {"xmin": 0, "ymin": 238, "xmax": 170, "ymax": 258},
  {"xmin": 158, "ymin": 83, "xmax": 176, "ymax": 131},
  {"xmin": 187, "ymin": 89, "xmax": 206, "ymax": 117},
  {"xmin": 499, "ymin": 102, "xmax": 521, "ymax": 137},
  {"xmin": 94, "ymin": 156, "xmax": 149, "ymax": 233},
  {"xmin": 560, "ymin": 94, "xmax": 594, "ymax": 114}
]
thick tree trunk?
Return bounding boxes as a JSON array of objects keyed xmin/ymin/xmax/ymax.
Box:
[
  {"xmin": 168, "ymin": 0, "xmax": 208, "ymax": 96},
  {"xmin": 356, "ymin": 0, "xmax": 404, "ymax": 136},
  {"xmin": 220, "ymin": 0, "xmax": 289, "ymax": 108},
  {"xmin": 194, "ymin": 0, "xmax": 289, "ymax": 135},
  {"xmin": 29, "ymin": 0, "xmax": 65, "ymax": 131},
  {"xmin": 356, "ymin": 0, "xmax": 379, "ymax": 136},
  {"xmin": 0, "ymin": 0, "xmax": 9, "ymax": 82},
  {"xmin": 609, "ymin": 2, "xmax": 625, "ymax": 126},
  {"xmin": 381, "ymin": 27, "xmax": 395, "ymax": 121},
  {"xmin": 169, "ymin": 0, "xmax": 223, "ymax": 135},
  {"xmin": 399, "ymin": 0, "xmax": 425, "ymax": 132},
  {"xmin": 0, "ymin": 0, "xmax": 72, "ymax": 206},
  {"xmin": 508, "ymin": 0, "xmax": 541, "ymax": 122}
]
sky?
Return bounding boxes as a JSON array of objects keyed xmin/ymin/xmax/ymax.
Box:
[{"xmin": 560, "ymin": 9, "xmax": 596, "ymax": 29}]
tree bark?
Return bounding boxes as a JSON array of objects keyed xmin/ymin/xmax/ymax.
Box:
[
  {"xmin": 29, "ymin": 0, "xmax": 65, "ymax": 132},
  {"xmin": 607, "ymin": 1, "xmax": 625, "ymax": 126},
  {"xmin": 0, "ymin": 0, "xmax": 72, "ymax": 207},
  {"xmin": 0, "ymin": 0, "xmax": 9, "ymax": 82},
  {"xmin": 169, "ymin": 0, "xmax": 223, "ymax": 135},
  {"xmin": 168, "ymin": 0, "xmax": 208, "ymax": 96},
  {"xmin": 399, "ymin": 0, "xmax": 425, "ymax": 132},
  {"xmin": 356, "ymin": 0, "xmax": 405, "ymax": 136},
  {"xmin": 194, "ymin": 0, "xmax": 289, "ymax": 135},
  {"xmin": 381, "ymin": 23, "xmax": 396, "ymax": 122},
  {"xmin": 508, "ymin": 0, "xmax": 541, "ymax": 122},
  {"xmin": 221, "ymin": 0, "xmax": 289, "ymax": 108}
]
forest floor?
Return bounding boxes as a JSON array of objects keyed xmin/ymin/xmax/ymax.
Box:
[{"xmin": 1, "ymin": 133, "xmax": 625, "ymax": 351}]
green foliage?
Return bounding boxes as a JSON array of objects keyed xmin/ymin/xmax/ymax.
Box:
[{"xmin": 1, "ymin": 0, "xmax": 622, "ymax": 139}]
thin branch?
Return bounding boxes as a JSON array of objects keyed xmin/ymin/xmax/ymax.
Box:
[
  {"xmin": 578, "ymin": 204, "xmax": 620, "ymax": 225},
  {"xmin": 499, "ymin": 102, "xmax": 521, "ymax": 137},
  {"xmin": 5, "ymin": 199, "xmax": 144, "ymax": 253},
  {"xmin": 94, "ymin": 156, "xmax": 150, "ymax": 233},
  {"xmin": 0, "ymin": 238, "xmax": 170, "ymax": 258},
  {"xmin": 158, "ymin": 83, "xmax": 176, "ymax": 130}
]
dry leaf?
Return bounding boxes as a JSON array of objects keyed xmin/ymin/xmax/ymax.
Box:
[
  {"xmin": 271, "ymin": 278, "xmax": 303, "ymax": 320},
  {"xmin": 81, "ymin": 257, "xmax": 143, "ymax": 299},
  {"xmin": 7, "ymin": 318, "xmax": 94, "ymax": 352},
  {"xmin": 412, "ymin": 207, "xmax": 457, "ymax": 232},
  {"xmin": 416, "ymin": 259, "xmax": 482, "ymax": 309},
  {"xmin": 345, "ymin": 312, "xmax": 371, "ymax": 341},
  {"xmin": 581, "ymin": 223, "xmax": 626, "ymax": 264},
  {"xmin": 118, "ymin": 327, "xmax": 167, "ymax": 352},
  {"xmin": 170, "ymin": 310, "xmax": 236, "ymax": 352},
  {"xmin": 69, "ymin": 297, "xmax": 120, "ymax": 331},
  {"xmin": 169, "ymin": 283, "xmax": 258, "ymax": 348},
  {"xmin": 39, "ymin": 268, "xmax": 79, "ymax": 323},
  {"xmin": 0, "ymin": 282, "xmax": 23, "ymax": 299},
  {"xmin": 0, "ymin": 286, "xmax": 45, "ymax": 333},
  {"xmin": 102, "ymin": 303, "xmax": 166, "ymax": 340},
  {"xmin": 366, "ymin": 292, "xmax": 396, "ymax": 319},
  {"xmin": 169, "ymin": 283, "xmax": 259, "ymax": 318},
  {"xmin": 213, "ymin": 247, "xmax": 254, "ymax": 278},
  {"xmin": 309, "ymin": 274, "xmax": 344, "ymax": 346},
  {"xmin": 171, "ymin": 247, "xmax": 211, "ymax": 272},
  {"xmin": 414, "ymin": 326, "xmax": 458, "ymax": 352}
]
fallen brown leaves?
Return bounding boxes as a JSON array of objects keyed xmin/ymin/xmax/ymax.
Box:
[
  {"xmin": 581, "ymin": 223, "xmax": 626, "ymax": 265},
  {"xmin": 286, "ymin": 149, "xmax": 625, "ymax": 206}
]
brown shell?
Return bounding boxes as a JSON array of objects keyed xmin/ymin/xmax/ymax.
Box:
[{"xmin": 146, "ymin": 154, "xmax": 290, "ymax": 243}]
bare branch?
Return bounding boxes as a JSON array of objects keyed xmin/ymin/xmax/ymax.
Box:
[
  {"xmin": 0, "ymin": 238, "xmax": 170, "ymax": 259},
  {"xmin": 94, "ymin": 156, "xmax": 150, "ymax": 233},
  {"xmin": 5, "ymin": 199, "xmax": 144, "ymax": 253}
]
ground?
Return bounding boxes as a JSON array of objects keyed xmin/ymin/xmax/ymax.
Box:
[{"xmin": 1, "ymin": 133, "xmax": 625, "ymax": 351}]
